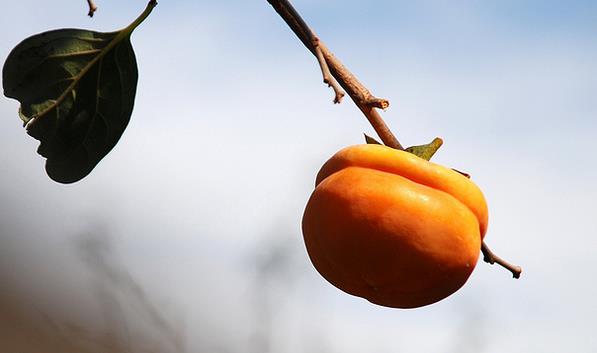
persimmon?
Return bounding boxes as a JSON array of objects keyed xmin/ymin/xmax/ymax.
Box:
[{"xmin": 302, "ymin": 144, "xmax": 488, "ymax": 308}]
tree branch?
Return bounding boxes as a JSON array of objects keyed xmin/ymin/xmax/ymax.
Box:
[
  {"xmin": 266, "ymin": 0, "xmax": 402, "ymax": 149},
  {"xmin": 268, "ymin": 0, "xmax": 522, "ymax": 279},
  {"xmin": 86, "ymin": 0, "xmax": 97, "ymax": 17}
]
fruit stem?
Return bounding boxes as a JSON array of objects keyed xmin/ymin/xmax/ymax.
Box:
[{"xmin": 266, "ymin": 0, "xmax": 403, "ymax": 150}]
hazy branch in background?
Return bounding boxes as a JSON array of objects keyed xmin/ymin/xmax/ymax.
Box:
[{"xmin": 77, "ymin": 232, "xmax": 186, "ymax": 353}]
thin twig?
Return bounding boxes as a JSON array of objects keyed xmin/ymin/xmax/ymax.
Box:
[
  {"xmin": 86, "ymin": 0, "xmax": 97, "ymax": 17},
  {"xmin": 313, "ymin": 37, "xmax": 345, "ymax": 103},
  {"xmin": 482, "ymin": 242, "xmax": 522, "ymax": 278},
  {"xmin": 266, "ymin": 0, "xmax": 401, "ymax": 149}
]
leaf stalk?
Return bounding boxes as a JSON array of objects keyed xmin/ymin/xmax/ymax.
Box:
[{"xmin": 27, "ymin": 0, "xmax": 157, "ymax": 130}]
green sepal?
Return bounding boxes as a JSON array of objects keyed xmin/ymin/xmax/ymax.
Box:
[{"xmin": 405, "ymin": 137, "xmax": 443, "ymax": 161}]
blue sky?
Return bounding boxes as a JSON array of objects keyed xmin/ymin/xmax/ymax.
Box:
[{"xmin": 1, "ymin": 1, "xmax": 596, "ymax": 352}]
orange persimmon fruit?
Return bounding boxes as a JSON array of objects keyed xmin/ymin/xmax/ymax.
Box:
[{"xmin": 302, "ymin": 144, "xmax": 488, "ymax": 308}]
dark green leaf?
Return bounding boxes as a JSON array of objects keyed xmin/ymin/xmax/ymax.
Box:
[
  {"xmin": 2, "ymin": 1, "xmax": 156, "ymax": 183},
  {"xmin": 405, "ymin": 137, "xmax": 443, "ymax": 161}
]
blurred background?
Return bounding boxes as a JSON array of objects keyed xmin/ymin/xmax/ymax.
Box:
[{"xmin": 1, "ymin": 0, "xmax": 596, "ymax": 352}]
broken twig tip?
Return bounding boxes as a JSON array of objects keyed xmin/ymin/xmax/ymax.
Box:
[
  {"xmin": 86, "ymin": 0, "xmax": 97, "ymax": 17},
  {"xmin": 481, "ymin": 241, "xmax": 522, "ymax": 279}
]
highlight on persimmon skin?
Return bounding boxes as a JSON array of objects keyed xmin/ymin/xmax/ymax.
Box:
[{"xmin": 302, "ymin": 144, "xmax": 488, "ymax": 309}]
